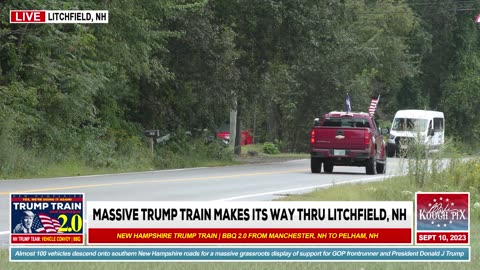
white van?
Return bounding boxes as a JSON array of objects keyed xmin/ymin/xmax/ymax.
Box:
[{"xmin": 387, "ymin": 110, "xmax": 444, "ymax": 157}]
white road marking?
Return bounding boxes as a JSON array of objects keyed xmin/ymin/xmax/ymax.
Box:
[
  {"xmin": 0, "ymin": 167, "xmax": 210, "ymax": 182},
  {"xmin": 212, "ymin": 175, "xmax": 391, "ymax": 201}
]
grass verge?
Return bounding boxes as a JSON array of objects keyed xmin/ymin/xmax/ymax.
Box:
[
  {"xmin": 0, "ymin": 143, "xmax": 307, "ymax": 180},
  {"xmin": 239, "ymin": 144, "xmax": 309, "ymax": 159}
]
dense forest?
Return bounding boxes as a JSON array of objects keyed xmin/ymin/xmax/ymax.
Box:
[{"xmin": 1, "ymin": 0, "xmax": 480, "ymax": 175}]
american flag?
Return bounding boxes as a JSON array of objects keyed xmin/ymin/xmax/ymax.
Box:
[
  {"xmin": 345, "ymin": 94, "xmax": 351, "ymax": 113},
  {"xmin": 31, "ymin": 213, "xmax": 61, "ymax": 233},
  {"xmin": 369, "ymin": 96, "xmax": 380, "ymax": 117}
]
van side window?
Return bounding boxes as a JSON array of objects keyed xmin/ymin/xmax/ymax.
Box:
[{"xmin": 434, "ymin": 118, "xmax": 444, "ymax": 132}]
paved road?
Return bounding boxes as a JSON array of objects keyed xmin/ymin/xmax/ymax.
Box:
[{"xmin": 0, "ymin": 157, "xmax": 410, "ymax": 247}]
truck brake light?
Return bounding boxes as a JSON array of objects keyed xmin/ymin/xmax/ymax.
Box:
[
  {"xmin": 364, "ymin": 130, "xmax": 370, "ymax": 145},
  {"xmin": 310, "ymin": 129, "xmax": 315, "ymax": 144}
]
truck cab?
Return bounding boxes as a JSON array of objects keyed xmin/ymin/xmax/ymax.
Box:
[{"xmin": 310, "ymin": 111, "xmax": 388, "ymax": 175}]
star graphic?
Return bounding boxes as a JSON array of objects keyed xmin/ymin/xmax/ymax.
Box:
[
  {"xmin": 440, "ymin": 197, "xmax": 443, "ymax": 201},
  {"xmin": 451, "ymin": 203, "xmax": 454, "ymax": 206},
  {"xmin": 437, "ymin": 224, "xmax": 440, "ymax": 227},
  {"xmin": 446, "ymin": 198, "xmax": 449, "ymax": 202},
  {"xmin": 428, "ymin": 203, "xmax": 432, "ymax": 207},
  {"xmin": 431, "ymin": 221, "xmax": 434, "ymax": 225},
  {"xmin": 443, "ymin": 224, "xmax": 447, "ymax": 227},
  {"xmin": 433, "ymin": 199, "xmax": 437, "ymax": 202}
]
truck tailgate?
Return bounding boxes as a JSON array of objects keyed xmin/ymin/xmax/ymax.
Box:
[{"xmin": 312, "ymin": 127, "xmax": 368, "ymax": 150}]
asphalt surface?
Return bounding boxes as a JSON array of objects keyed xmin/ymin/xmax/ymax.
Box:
[{"xmin": 0, "ymin": 157, "xmax": 410, "ymax": 247}]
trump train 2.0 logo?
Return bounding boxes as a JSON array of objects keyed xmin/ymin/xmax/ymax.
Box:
[
  {"xmin": 416, "ymin": 192, "xmax": 469, "ymax": 231},
  {"xmin": 10, "ymin": 193, "xmax": 85, "ymax": 245}
]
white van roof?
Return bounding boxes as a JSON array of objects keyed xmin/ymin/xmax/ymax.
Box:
[{"xmin": 394, "ymin": 109, "xmax": 444, "ymax": 119}]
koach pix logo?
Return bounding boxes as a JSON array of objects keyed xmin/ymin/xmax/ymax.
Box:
[{"xmin": 416, "ymin": 192, "xmax": 469, "ymax": 231}]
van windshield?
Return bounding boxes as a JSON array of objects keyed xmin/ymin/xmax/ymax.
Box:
[{"xmin": 392, "ymin": 118, "xmax": 427, "ymax": 131}]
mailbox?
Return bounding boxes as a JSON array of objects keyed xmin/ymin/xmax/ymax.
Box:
[{"xmin": 144, "ymin": 130, "xmax": 159, "ymax": 138}]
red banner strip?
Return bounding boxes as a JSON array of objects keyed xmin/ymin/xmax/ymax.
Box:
[
  {"xmin": 11, "ymin": 234, "xmax": 83, "ymax": 244},
  {"xmin": 88, "ymin": 228, "xmax": 411, "ymax": 244}
]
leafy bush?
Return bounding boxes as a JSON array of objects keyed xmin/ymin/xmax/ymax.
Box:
[
  {"xmin": 77, "ymin": 126, "xmax": 116, "ymax": 168},
  {"xmin": 153, "ymin": 138, "xmax": 231, "ymax": 169},
  {"xmin": 205, "ymin": 140, "xmax": 231, "ymax": 160},
  {"xmin": 273, "ymin": 139, "xmax": 286, "ymax": 152},
  {"xmin": 263, "ymin": 142, "xmax": 280, "ymax": 154}
]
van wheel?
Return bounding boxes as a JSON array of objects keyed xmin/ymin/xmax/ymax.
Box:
[
  {"xmin": 387, "ymin": 146, "xmax": 395, "ymax": 158},
  {"xmin": 376, "ymin": 158, "xmax": 386, "ymax": 174},
  {"xmin": 366, "ymin": 156, "xmax": 377, "ymax": 175},
  {"xmin": 324, "ymin": 162, "xmax": 334, "ymax": 173},
  {"xmin": 311, "ymin": 158, "xmax": 322, "ymax": 173}
]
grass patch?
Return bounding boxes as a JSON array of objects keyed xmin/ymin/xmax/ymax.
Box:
[
  {"xmin": 0, "ymin": 142, "xmax": 309, "ymax": 180},
  {"xmin": 277, "ymin": 158, "xmax": 480, "ymax": 269},
  {"xmin": 0, "ymin": 139, "xmax": 239, "ymax": 180},
  {"xmin": 11, "ymin": 158, "xmax": 240, "ymax": 179},
  {"xmin": 0, "ymin": 153, "xmax": 238, "ymax": 180},
  {"xmin": 2, "ymin": 254, "xmax": 475, "ymax": 270},
  {"xmin": 240, "ymin": 144, "xmax": 308, "ymax": 159}
]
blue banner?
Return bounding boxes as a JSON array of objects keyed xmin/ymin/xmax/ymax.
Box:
[{"xmin": 10, "ymin": 246, "xmax": 470, "ymax": 262}]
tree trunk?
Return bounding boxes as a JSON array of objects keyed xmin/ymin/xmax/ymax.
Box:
[
  {"xmin": 252, "ymin": 102, "xmax": 256, "ymax": 144},
  {"xmin": 229, "ymin": 92, "xmax": 237, "ymax": 148},
  {"xmin": 267, "ymin": 101, "xmax": 276, "ymax": 142},
  {"xmin": 229, "ymin": 109, "xmax": 237, "ymax": 148},
  {"xmin": 234, "ymin": 101, "xmax": 242, "ymax": 155},
  {"xmin": 16, "ymin": 25, "xmax": 29, "ymax": 48}
]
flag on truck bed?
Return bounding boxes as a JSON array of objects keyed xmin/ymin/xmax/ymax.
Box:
[
  {"xmin": 369, "ymin": 96, "xmax": 380, "ymax": 116},
  {"xmin": 346, "ymin": 94, "xmax": 351, "ymax": 113}
]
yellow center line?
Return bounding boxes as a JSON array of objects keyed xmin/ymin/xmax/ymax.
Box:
[{"xmin": 0, "ymin": 169, "xmax": 307, "ymax": 195}]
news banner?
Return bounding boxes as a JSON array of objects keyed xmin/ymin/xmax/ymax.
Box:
[{"xmin": 9, "ymin": 193, "xmax": 470, "ymax": 262}]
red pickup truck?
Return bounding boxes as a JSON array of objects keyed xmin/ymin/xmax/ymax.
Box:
[{"xmin": 310, "ymin": 111, "xmax": 388, "ymax": 175}]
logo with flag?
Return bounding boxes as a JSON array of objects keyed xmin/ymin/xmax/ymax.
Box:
[
  {"xmin": 369, "ymin": 96, "xmax": 380, "ymax": 116},
  {"xmin": 416, "ymin": 193, "xmax": 469, "ymax": 231},
  {"xmin": 345, "ymin": 94, "xmax": 351, "ymax": 113},
  {"xmin": 31, "ymin": 213, "xmax": 61, "ymax": 233}
]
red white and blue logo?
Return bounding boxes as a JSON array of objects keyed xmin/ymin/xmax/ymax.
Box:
[{"xmin": 416, "ymin": 192, "xmax": 469, "ymax": 231}]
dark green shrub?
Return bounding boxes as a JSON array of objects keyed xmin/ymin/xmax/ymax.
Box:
[{"xmin": 263, "ymin": 142, "xmax": 280, "ymax": 154}]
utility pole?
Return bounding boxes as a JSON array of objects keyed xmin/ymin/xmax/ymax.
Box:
[
  {"xmin": 229, "ymin": 95, "xmax": 237, "ymax": 149},
  {"xmin": 229, "ymin": 110, "xmax": 237, "ymax": 148},
  {"xmin": 234, "ymin": 100, "xmax": 242, "ymax": 155}
]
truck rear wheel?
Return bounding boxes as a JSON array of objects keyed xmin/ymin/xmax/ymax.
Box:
[
  {"xmin": 376, "ymin": 158, "xmax": 386, "ymax": 174},
  {"xmin": 387, "ymin": 146, "xmax": 395, "ymax": 158},
  {"xmin": 366, "ymin": 156, "xmax": 377, "ymax": 175},
  {"xmin": 323, "ymin": 162, "xmax": 334, "ymax": 173},
  {"xmin": 311, "ymin": 158, "xmax": 322, "ymax": 173}
]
